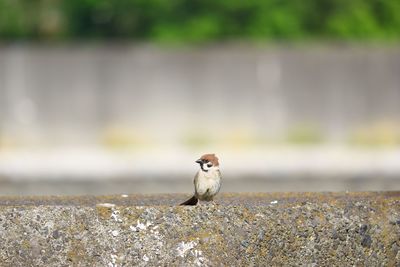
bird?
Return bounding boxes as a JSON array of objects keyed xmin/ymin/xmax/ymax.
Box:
[{"xmin": 180, "ymin": 154, "xmax": 222, "ymax": 206}]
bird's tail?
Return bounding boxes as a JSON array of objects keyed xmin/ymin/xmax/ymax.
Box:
[{"xmin": 180, "ymin": 195, "xmax": 198, "ymax": 206}]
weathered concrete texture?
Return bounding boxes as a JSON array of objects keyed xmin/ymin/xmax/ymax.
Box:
[{"xmin": 0, "ymin": 192, "xmax": 399, "ymax": 266}]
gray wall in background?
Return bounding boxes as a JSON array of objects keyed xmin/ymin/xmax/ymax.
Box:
[{"xmin": 0, "ymin": 45, "xmax": 399, "ymax": 143}]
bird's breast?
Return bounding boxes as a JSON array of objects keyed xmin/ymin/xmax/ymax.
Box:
[{"xmin": 194, "ymin": 170, "xmax": 221, "ymax": 200}]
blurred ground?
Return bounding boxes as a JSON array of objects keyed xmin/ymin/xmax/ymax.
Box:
[{"xmin": 0, "ymin": 146, "xmax": 399, "ymax": 195}]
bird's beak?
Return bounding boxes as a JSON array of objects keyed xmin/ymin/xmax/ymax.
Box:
[{"xmin": 195, "ymin": 159, "xmax": 203, "ymax": 164}]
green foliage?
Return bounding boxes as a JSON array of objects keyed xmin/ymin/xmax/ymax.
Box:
[
  {"xmin": 286, "ymin": 124, "xmax": 325, "ymax": 145},
  {"xmin": 0, "ymin": 0, "xmax": 399, "ymax": 42}
]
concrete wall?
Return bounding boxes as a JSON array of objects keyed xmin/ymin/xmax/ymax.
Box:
[
  {"xmin": 0, "ymin": 192, "xmax": 399, "ymax": 266},
  {"xmin": 1, "ymin": 45, "xmax": 400, "ymax": 143}
]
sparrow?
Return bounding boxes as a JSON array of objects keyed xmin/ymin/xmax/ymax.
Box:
[{"xmin": 180, "ymin": 154, "xmax": 222, "ymax": 206}]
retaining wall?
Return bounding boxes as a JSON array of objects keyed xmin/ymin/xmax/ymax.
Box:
[{"xmin": 0, "ymin": 192, "xmax": 399, "ymax": 266}]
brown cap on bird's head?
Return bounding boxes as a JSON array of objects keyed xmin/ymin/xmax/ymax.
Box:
[{"xmin": 199, "ymin": 154, "xmax": 219, "ymax": 166}]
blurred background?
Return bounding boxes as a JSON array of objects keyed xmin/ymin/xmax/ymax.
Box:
[{"xmin": 0, "ymin": 0, "xmax": 400, "ymax": 195}]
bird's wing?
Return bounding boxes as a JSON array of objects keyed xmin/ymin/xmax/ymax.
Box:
[
  {"xmin": 216, "ymin": 169, "xmax": 222, "ymax": 179},
  {"xmin": 194, "ymin": 171, "xmax": 199, "ymax": 194}
]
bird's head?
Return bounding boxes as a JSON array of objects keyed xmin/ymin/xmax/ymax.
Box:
[{"xmin": 196, "ymin": 154, "xmax": 219, "ymax": 172}]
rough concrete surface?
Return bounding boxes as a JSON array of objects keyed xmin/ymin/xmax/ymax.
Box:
[{"xmin": 0, "ymin": 192, "xmax": 399, "ymax": 266}]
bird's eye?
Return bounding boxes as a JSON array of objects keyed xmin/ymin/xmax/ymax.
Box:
[{"xmin": 207, "ymin": 163, "xmax": 212, "ymax": 167}]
